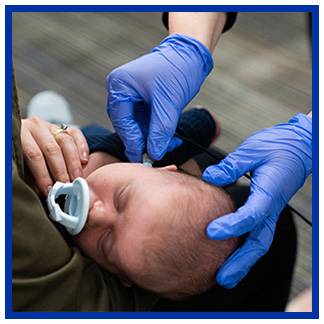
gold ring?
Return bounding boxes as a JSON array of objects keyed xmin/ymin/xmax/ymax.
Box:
[{"xmin": 53, "ymin": 124, "xmax": 69, "ymax": 138}]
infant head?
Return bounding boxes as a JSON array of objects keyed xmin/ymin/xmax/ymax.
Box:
[{"xmin": 73, "ymin": 163, "xmax": 238, "ymax": 299}]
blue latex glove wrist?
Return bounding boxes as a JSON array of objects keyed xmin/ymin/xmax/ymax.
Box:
[
  {"xmin": 202, "ymin": 113, "xmax": 312, "ymax": 288},
  {"xmin": 107, "ymin": 34, "xmax": 213, "ymax": 162}
]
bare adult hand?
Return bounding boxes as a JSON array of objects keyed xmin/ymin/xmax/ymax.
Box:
[{"xmin": 21, "ymin": 117, "xmax": 89, "ymax": 196}]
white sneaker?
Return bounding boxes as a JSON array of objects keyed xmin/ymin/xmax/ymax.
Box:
[{"xmin": 26, "ymin": 90, "xmax": 78, "ymax": 127}]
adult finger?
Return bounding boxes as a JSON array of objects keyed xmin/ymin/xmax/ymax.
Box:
[
  {"xmin": 53, "ymin": 131, "xmax": 84, "ymax": 180},
  {"xmin": 29, "ymin": 125, "xmax": 70, "ymax": 183},
  {"xmin": 207, "ymin": 190, "xmax": 272, "ymax": 239},
  {"xmin": 67, "ymin": 127, "xmax": 89, "ymax": 164},
  {"xmin": 216, "ymin": 217, "xmax": 276, "ymax": 288},
  {"xmin": 21, "ymin": 127, "xmax": 53, "ymax": 195}
]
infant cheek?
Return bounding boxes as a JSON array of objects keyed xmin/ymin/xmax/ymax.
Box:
[
  {"xmin": 116, "ymin": 243, "xmax": 145, "ymax": 282},
  {"xmin": 73, "ymin": 231, "xmax": 96, "ymax": 256},
  {"xmin": 87, "ymin": 217, "xmax": 101, "ymax": 228}
]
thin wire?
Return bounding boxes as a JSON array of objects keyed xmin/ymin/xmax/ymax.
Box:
[{"xmin": 175, "ymin": 132, "xmax": 312, "ymax": 228}]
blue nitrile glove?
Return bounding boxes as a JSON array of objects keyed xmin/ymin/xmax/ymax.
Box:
[
  {"xmin": 203, "ymin": 113, "xmax": 312, "ymax": 288},
  {"xmin": 107, "ymin": 34, "xmax": 213, "ymax": 162}
]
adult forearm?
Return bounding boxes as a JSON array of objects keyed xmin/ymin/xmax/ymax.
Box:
[{"xmin": 169, "ymin": 12, "xmax": 226, "ymax": 52}]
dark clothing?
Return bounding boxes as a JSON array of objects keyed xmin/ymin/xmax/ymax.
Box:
[{"xmin": 162, "ymin": 12, "xmax": 237, "ymax": 34}]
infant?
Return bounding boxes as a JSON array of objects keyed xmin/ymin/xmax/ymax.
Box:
[{"xmin": 73, "ymin": 160, "xmax": 239, "ymax": 300}]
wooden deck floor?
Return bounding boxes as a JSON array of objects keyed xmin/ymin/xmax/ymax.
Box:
[{"xmin": 12, "ymin": 12, "xmax": 312, "ymax": 300}]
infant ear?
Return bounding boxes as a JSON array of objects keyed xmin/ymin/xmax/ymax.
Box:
[{"xmin": 158, "ymin": 165, "xmax": 178, "ymax": 172}]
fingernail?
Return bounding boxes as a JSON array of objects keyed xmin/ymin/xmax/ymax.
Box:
[
  {"xmin": 82, "ymin": 151, "xmax": 88, "ymax": 162},
  {"xmin": 47, "ymin": 186, "xmax": 52, "ymax": 195}
]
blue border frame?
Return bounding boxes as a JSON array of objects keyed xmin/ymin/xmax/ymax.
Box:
[{"xmin": 6, "ymin": 5, "xmax": 319, "ymax": 319}]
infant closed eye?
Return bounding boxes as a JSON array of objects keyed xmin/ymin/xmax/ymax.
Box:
[{"xmin": 115, "ymin": 184, "xmax": 130, "ymax": 212}]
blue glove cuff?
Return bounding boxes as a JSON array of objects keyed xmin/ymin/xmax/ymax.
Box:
[
  {"xmin": 288, "ymin": 113, "xmax": 312, "ymax": 177},
  {"xmin": 154, "ymin": 33, "xmax": 214, "ymax": 77},
  {"xmin": 288, "ymin": 113, "xmax": 312, "ymax": 133}
]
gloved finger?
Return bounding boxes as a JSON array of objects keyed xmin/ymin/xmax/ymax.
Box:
[
  {"xmin": 166, "ymin": 136, "xmax": 183, "ymax": 153},
  {"xmin": 21, "ymin": 126, "xmax": 53, "ymax": 196},
  {"xmin": 202, "ymin": 148, "xmax": 261, "ymax": 186},
  {"xmin": 207, "ymin": 189, "xmax": 272, "ymax": 239},
  {"xmin": 108, "ymin": 100, "xmax": 145, "ymax": 162},
  {"xmin": 216, "ymin": 217, "xmax": 276, "ymax": 288},
  {"xmin": 133, "ymin": 102, "xmax": 151, "ymax": 139},
  {"xmin": 147, "ymin": 102, "xmax": 180, "ymax": 161}
]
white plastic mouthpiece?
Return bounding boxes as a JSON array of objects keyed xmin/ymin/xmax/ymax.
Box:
[{"xmin": 47, "ymin": 177, "xmax": 89, "ymax": 235}]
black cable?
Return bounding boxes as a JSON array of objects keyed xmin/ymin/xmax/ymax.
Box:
[
  {"xmin": 287, "ymin": 205, "xmax": 312, "ymax": 227},
  {"xmin": 175, "ymin": 132, "xmax": 312, "ymax": 228}
]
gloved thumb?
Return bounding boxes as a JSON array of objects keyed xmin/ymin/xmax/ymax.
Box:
[
  {"xmin": 203, "ymin": 163, "xmax": 236, "ymax": 187},
  {"xmin": 216, "ymin": 218, "xmax": 276, "ymax": 288},
  {"xmin": 202, "ymin": 150, "xmax": 259, "ymax": 186}
]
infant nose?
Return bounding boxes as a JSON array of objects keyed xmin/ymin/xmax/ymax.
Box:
[{"xmin": 87, "ymin": 200, "xmax": 114, "ymax": 229}]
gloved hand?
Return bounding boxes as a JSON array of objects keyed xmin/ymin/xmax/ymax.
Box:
[
  {"xmin": 107, "ymin": 34, "xmax": 213, "ymax": 162},
  {"xmin": 203, "ymin": 113, "xmax": 312, "ymax": 288}
]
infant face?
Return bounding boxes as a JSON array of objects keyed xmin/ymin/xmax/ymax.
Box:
[
  {"xmin": 73, "ymin": 163, "xmax": 183, "ymax": 290},
  {"xmin": 74, "ymin": 162, "xmax": 237, "ymax": 298}
]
